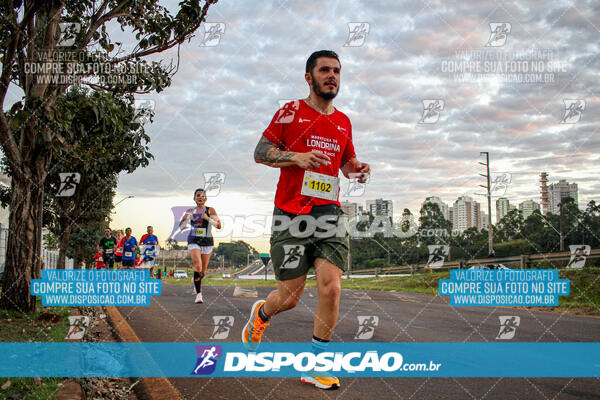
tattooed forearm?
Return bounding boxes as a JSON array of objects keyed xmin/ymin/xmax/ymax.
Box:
[{"xmin": 254, "ymin": 136, "xmax": 297, "ymax": 167}]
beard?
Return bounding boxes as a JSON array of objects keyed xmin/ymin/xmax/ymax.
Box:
[{"xmin": 311, "ymin": 73, "xmax": 338, "ymax": 100}]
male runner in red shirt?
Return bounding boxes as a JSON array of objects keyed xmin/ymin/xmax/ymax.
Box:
[{"xmin": 243, "ymin": 50, "xmax": 370, "ymax": 390}]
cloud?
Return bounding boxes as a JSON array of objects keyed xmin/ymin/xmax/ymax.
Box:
[{"xmin": 115, "ymin": 0, "xmax": 599, "ymax": 242}]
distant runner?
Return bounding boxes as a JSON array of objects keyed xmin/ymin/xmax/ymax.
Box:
[
  {"xmin": 120, "ymin": 227, "xmax": 138, "ymax": 270},
  {"xmin": 93, "ymin": 251, "xmax": 105, "ymax": 269},
  {"xmin": 98, "ymin": 228, "xmax": 117, "ymax": 270},
  {"xmin": 114, "ymin": 229, "xmax": 124, "ymax": 269},
  {"xmin": 243, "ymin": 50, "xmax": 370, "ymax": 390},
  {"xmin": 140, "ymin": 226, "xmax": 159, "ymax": 277},
  {"xmin": 179, "ymin": 188, "xmax": 222, "ymax": 303}
]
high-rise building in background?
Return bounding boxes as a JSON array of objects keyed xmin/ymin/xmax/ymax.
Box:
[
  {"xmin": 548, "ymin": 179, "xmax": 578, "ymax": 214},
  {"xmin": 452, "ymin": 196, "xmax": 481, "ymax": 232},
  {"xmin": 449, "ymin": 207, "xmax": 454, "ymax": 229},
  {"xmin": 366, "ymin": 198, "xmax": 393, "ymax": 217},
  {"xmin": 496, "ymin": 197, "xmax": 510, "ymax": 223},
  {"xmin": 519, "ymin": 200, "xmax": 540, "ymax": 219},
  {"xmin": 340, "ymin": 201, "xmax": 358, "ymax": 219},
  {"xmin": 480, "ymin": 212, "xmax": 489, "ymax": 230},
  {"xmin": 540, "ymin": 172, "xmax": 549, "ymax": 215},
  {"xmin": 422, "ymin": 196, "xmax": 450, "ymax": 220}
]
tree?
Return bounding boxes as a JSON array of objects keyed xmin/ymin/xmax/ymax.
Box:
[
  {"xmin": 580, "ymin": 201, "xmax": 600, "ymax": 248},
  {"xmin": 450, "ymin": 227, "xmax": 488, "ymax": 260},
  {"xmin": 400, "ymin": 208, "xmax": 413, "ymax": 234},
  {"xmin": 65, "ymin": 211, "xmax": 110, "ymax": 268},
  {"xmin": 44, "ymin": 87, "xmax": 152, "ymax": 268},
  {"xmin": 521, "ymin": 210, "xmax": 548, "ymax": 252},
  {"xmin": 419, "ymin": 202, "xmax": 452, "ymax": 245},
  {"xmin": 495, "ymin": 209, "xmax": 523, "ymax": 242},
  {"xmin": 558, "ymin": 197, "xmax": 581, "ymax": 249},
  {"xmin": 214, "ymin": 241, "xmax": 260, "ymax": 266},
  {"xmin": 0, "ymin": 0, "xmax": 219, "ymax": 312}
]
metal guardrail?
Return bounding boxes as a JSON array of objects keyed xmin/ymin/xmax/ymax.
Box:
[{"xmin": 351, "ymin": 249, "xmax": 600, "ymax": 275}]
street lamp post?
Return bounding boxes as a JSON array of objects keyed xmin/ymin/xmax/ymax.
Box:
[
  {"xmin": 479, "ymin": 152, "xmax": 494, "ymax": 257},
  {"xmin": 559, "ymin": 202, "xmax": 565, "ymax": 252},
  {"xmin": 114, "ymin": 195, "xmax": 135, "ymax": 208}
]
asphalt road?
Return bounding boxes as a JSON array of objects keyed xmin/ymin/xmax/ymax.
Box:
[{"xmin": 117, "ymin": 282, "xmax": 600, "ymax": 400}]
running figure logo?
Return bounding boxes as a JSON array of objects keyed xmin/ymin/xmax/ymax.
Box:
[
  {"xmin": 354, "ymin": 316, "xmax": 379, "ymax": 340},
  {"xmin": 56, "ymin": 173, "xmax": 81, "ymax": 197},
  {"xmin": 65, "ymin": 316, "xmax": 90, "ymax": 340},
  {"xmin": 167, "ymin": 206, "xmax": 193, "ymax": 242},
  {"xmin": 419, "ymin": 99, "xmax": 444, "ymax": 124},
  {"xmin": 426, "ymin": 245, "xmax": 449, "ymax": 269},
  {"xmin": 490, "ymin": 172, "xmax": 512, "ymax": 197},
  {"xmin": 275, "ymin": 100, "xmax": 299, "ymax": 124},
  {"xmin": 281, "ymin": 245, "xmax": 305, "ymax": 270},
  {"xmin": 496, "ymin": 316, "xmax": 520, "ymax": 340},
  {"xmin": 561, "ymin": 99, "xmax": 586, "ymax": 124},
  {"xmin": 344, "ymin": 22, "xmax": 370, "ymax": 47},
  {"xmin": 566, "ymin": 245, "xmax": 590, "ymax": 269},
  {"xmin": 343, "ymin": 172, "xmax": 369, "ymax": 197},
  {"xmin": 133, "ymin": 99, "xmax": 156, "ymax": 125},
  {"xmin": 57, "ymin": 23, "xmax": 81, "ymax": 46},
  {"xmin": 484, "ymin": 22, "xmax": 511, "ymax": 47},
  {"xmin": 203, "ymin": 172, "xmax": 226, "ymax": 197},
  {"xmin": 191, "ymin": 345, "xmax": 222, "ymax": 375},
  {"xmin": 210, "ymin": 316, "xmax": 234, "ymax": 340},
  {"xmin": 199, "ymin": 23, "xmax": 225, "ymax": 46}
]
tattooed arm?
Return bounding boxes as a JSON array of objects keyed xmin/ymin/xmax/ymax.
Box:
[{"xmin": 254, "ymin": 136, "xmax": 330, "ymax": 169}]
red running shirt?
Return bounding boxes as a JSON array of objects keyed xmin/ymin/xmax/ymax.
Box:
[
  {"xmin": 94, "ymin": 253, "xmax": 105, "ymax": 269},
  {"xmin": 262, "ymin": 100, "xmax": 356, "ymax": 215}
]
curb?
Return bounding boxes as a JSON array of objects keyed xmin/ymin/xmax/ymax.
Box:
[{"xmin": 105, "ymin": 306, "xmax": 183, "ymax": 400}]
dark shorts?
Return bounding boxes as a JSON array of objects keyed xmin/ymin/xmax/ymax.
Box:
[
  {"xmin": 122, "ymin": 259, "xmax": 135, "ymax": 268},
  {"xmin": 115, "ymin": 255, "xmax": 122, "ymax": 263},
  {"xmin": 103, "ymin": 254, "xmax": 115, "ymax": 269},
  {"xmin": 270, "ymin": 204, "xmax": 349, "ymax": 281}
]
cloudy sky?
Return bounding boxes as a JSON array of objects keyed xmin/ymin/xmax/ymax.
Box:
[{"xmin": 108, "ymin": 0, "xmax": 600, "ymax": 251}]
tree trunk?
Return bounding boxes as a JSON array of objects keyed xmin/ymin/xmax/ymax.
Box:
[
  {"xmin": 57, "ymin": 181, "xmax": 85, "ymax": 269},
  {"xmin": 0, "ymin": 124, "xmax": 52, "ymax": 312},
  {"xmin": 0, "ymin": 170, "xmax": 46, "ymax": 312}
]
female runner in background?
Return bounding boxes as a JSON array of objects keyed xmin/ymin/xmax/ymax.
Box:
[{"xmin": 179, "ymin": 188, "xmax": 222, "ymax": 303}]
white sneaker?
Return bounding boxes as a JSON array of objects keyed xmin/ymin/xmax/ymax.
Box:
[{"xmin": 195, "ymin": 292, "xmax": 203, "ymax": 303}]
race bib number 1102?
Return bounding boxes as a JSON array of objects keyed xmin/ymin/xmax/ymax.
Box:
[{"xmin": 301, "ymin": 171, "xmax": 339, "ymax": 201}]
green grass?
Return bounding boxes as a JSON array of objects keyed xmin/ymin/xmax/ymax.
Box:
[
  {"xmin": 164, "ymin": 268, "xmax": 600, "ymax": 315},
  {"xmin": 556, "ymin": 268, "xmax": 600, "ymax": 315},
  {"xmin": 0, "ymin": 301, "xmax": 71, "ymax": 342},
  {"xmin": 0, "ymin": 299, "xmax": 73, "ymax": 399},
  {"xmin": 341, "ymin": 273, "xmax": 444, "ymax": 294},
  {"xmin": 0, "ymin": 377, "xmax": 67, "ymax": 400}
]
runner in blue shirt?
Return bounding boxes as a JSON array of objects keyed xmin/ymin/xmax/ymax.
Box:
[
  {"xmin": 120, "ymin": 227, "xmax": 138, "ymax": 269},
  {"xmin": 140, "ymin": 226, "xmax": 159, "ymax": 277}
]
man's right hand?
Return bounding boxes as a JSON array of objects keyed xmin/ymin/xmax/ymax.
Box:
[{"xmin": 292, "ymin": 151, "xmax": 331, "ymax": 169}]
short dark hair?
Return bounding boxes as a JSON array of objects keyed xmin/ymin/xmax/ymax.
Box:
[
  {"xmin": 194, "ymin": 188, "xmax": 205, "ymax": 197},
  {"xmin": 306, "ymin": 50, "xmax": 341, "ymax": 74}
]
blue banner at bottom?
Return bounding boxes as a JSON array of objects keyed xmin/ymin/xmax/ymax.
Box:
[{"xmin": 0, "ymin": 342, "xmax": 598, "ymax": 378}]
